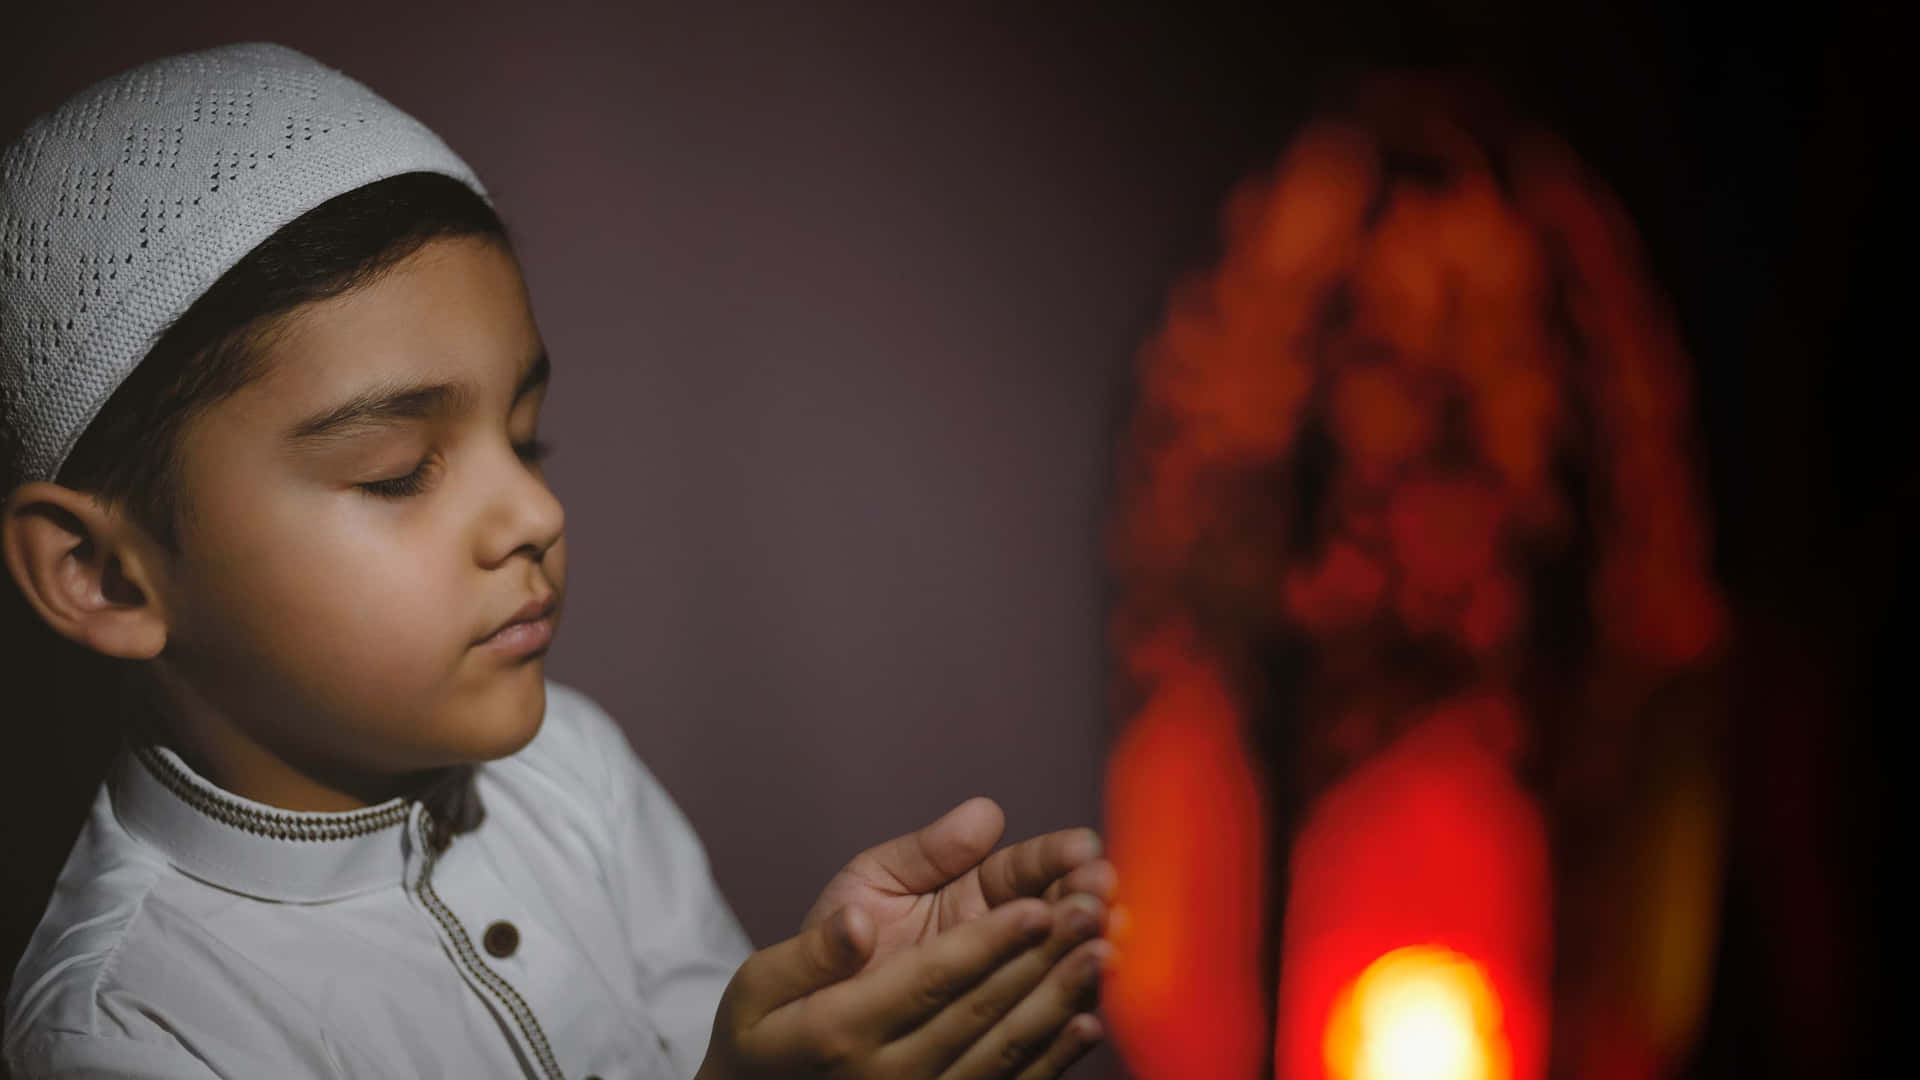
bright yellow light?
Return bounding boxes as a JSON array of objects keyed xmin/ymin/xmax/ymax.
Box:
[{"xmin": 1325, "ymin": 946, "xmax": 1512, "ymax": 1080}]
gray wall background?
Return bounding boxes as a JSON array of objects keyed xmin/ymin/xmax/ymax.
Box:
[{"xmin": 2, "ymin": 6, "xmax": 1272, "ymax": 1075}]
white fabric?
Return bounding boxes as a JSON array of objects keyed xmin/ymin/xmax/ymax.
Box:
[
  {"xmin": 3, "ymin": 680, "xmax": 754, "ymax": 1079},
  {"xmin": 0, "ymin": 40, "xmax": 490, "ymax": 484}
]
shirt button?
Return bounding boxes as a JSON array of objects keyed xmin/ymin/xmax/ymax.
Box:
[{"xmin": 483, "ymin": 920, "xmax": 519, "ymax": 959}]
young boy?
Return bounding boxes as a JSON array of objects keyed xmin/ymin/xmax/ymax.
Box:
[{"xmin": 0, "ymin": 42, "xmax": 1115, "ymax": 1079}]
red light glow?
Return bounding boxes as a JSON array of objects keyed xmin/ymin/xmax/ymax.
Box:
[
  {"xmin": 1102, "ymin": 624, "xmax": 1270, "ymax": 1079},
  {"xmin": 1325, "ymin": 946, "xmax": 1510, "ymax": 1080},
  {"xmin": 1276, "ymin": 710, "xmax": 1549, "ymax": 1080},
  {"xmin": 1103, "ymin": 73, "xmax": 1729, "ymax": 1079}
]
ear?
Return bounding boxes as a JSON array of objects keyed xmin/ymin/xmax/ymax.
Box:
[{"xmin": 1, "ymin": 481, "xmax": 172, "ymax": 660}]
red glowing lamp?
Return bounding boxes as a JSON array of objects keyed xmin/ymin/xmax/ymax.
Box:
[
  {"xmin": 1102, "ymin": 72, "xmax": 1729, "ymax": 1080},
  {"xmin": 1325, "ymin": 946, "xmax": 1510, "ymax": 1080},
  {"xmin": 1276, "ymin": 709, "xmax": 1548, "ymax": 1080}
]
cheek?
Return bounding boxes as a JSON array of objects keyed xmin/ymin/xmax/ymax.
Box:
[{"xmin": 185, "ymin": 496, "xmax": 468, "ymax": 672}]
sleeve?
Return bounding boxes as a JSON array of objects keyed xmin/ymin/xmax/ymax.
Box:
[
  {"xmin": 554, "ymin": 683, "xmax": 756, "ymax": 1080},
  {"xmin": 6, "ymin": 1030, "xmax": 223, "ymax": 1079}
]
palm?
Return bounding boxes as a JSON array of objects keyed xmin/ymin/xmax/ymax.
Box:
[
  {"xmin": 800, "ymin": 797, "xmax": 1114, "ymax": 967},
  {"xmin": 807, "ymin": 856, "xmax": 996, "ymax": 959}
]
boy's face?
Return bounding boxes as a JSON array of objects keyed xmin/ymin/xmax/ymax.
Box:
[{"xmin": 151, "ymin": 234, "xmax": 567, "ymax": 794}]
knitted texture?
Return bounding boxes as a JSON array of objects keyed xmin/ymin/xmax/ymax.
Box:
[{"xmin": 0, "ymin": 41, "xmax": 493, "ymax": 485}]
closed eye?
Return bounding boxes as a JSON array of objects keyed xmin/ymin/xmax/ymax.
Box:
[
  {"xmin": 514, "ymin": 437, "xmax": 554, "ymax": 465},
  {"xmin": 358, "ymin": 456, "xmax": 437, "ymax": 499},
  {"xmin": 356, "ymin": 438, "xmax": 552, "ymax": 500}
]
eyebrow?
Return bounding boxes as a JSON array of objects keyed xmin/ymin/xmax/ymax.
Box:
[{"xmin": 284, "ymin": 347, "xmax": 551, "ymax": 445}]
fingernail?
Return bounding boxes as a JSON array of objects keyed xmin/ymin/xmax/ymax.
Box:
[
  {"xmin": 1078, "ymin": 941, "xmax": 1114, "ymax": 979},
  {"xmin": 1075, "ymin": 1013, "xmax": 1105, "ymax": 1044},
  {"xmin": 1064, "ymin": 893, "xmax": 1103, "ymax": 938},
  {"xmin": 1068, "ymin": 828, "xmax": 1102, "ymax": 862}
]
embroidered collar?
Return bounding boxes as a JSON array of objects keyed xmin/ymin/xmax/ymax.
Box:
[{"xmin": 109, "ymin": 739, "xmax": 424, "ymax": 902}]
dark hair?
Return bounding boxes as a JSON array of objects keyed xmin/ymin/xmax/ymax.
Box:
[
  {"xmin": 46, "ymin": 170, "xmax": 511, "ymax": 553},
  {"xmin": 0, "ymin": 171, "xmax": 508, "ymax": 871}
]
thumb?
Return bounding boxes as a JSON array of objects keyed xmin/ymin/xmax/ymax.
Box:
[
  {"xmin": 733, "ymin": 904, "xmax": 874, "ymax": 1021},
  {"xmin": 851, "ymin": 796, "xmax": 1007, "ymax": 894}
]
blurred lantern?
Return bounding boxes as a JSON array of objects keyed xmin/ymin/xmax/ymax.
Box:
[
  {"xmin": 1103, "ymin": 73, "xmax": 1728, "ymax": 1079},
  {"xmin": 1325, "ymin": 946, "xmax": 1508, "ymax": 1080}
]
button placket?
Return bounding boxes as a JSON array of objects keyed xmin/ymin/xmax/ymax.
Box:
[
  {"xmin": 408, "ymin": 814, "xmax": 566, "ymax": 1080},
  {"xmin": 417, "ymin": 822, "xmax": 679, "ymax": 1079}
]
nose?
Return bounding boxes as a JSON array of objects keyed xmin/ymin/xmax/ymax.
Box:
[{"xmin": 478, "ymin": 444, "xmax": 565, "ymax": 569}]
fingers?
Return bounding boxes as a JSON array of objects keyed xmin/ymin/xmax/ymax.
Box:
[
  {"xmin": 935, "ymin": 935, "xmax": 1112, "ymax": 1080},
  {"xmin": 878, "ymin": 892, "xmax": 1108, "ymax": 1078},
  {"xmin": 977, "ymin": 827, "xmax": 1104, "ymax": 908},
  {"xmin": 1040, "ymin": 858, "xmax": 1117, "ymax": 906},
  {"xmin": 755, "ymin": 896, "xmax": 1052, "ymax": 1054},
  {"xmin": 847, "ymin": 797, "xmax": 1008, "ymax": 895},
  {"xmin": 1013, "ymin": 1013, "xmax": 1104, "ymax": 1080},
  {"xmin": 728, "ymin": 904, "xmax": 874, "ymax": 1021}
]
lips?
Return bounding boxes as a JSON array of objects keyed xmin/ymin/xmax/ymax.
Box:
[{"xmin": 480, "ymin": 593, "xmax": 558, "ymax": 644}]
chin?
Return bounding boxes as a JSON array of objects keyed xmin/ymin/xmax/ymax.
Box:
[{"xmin": 454, "ymin": 671, "xmax": 549, "ymax": 762}]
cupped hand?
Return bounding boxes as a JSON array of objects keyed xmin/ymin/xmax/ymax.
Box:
[
  {"xmin": 699, "ymin": 894, "xmax": 1110, "ymax": 1080},
  {"xmin": 800, "ymin": 797, "xmax": 1117, "ymax": 967}
]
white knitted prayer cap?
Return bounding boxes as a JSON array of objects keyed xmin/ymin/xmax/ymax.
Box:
[{"xmin": 0, "ymin": 41, "xmax": 493, "ymax": 486}]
